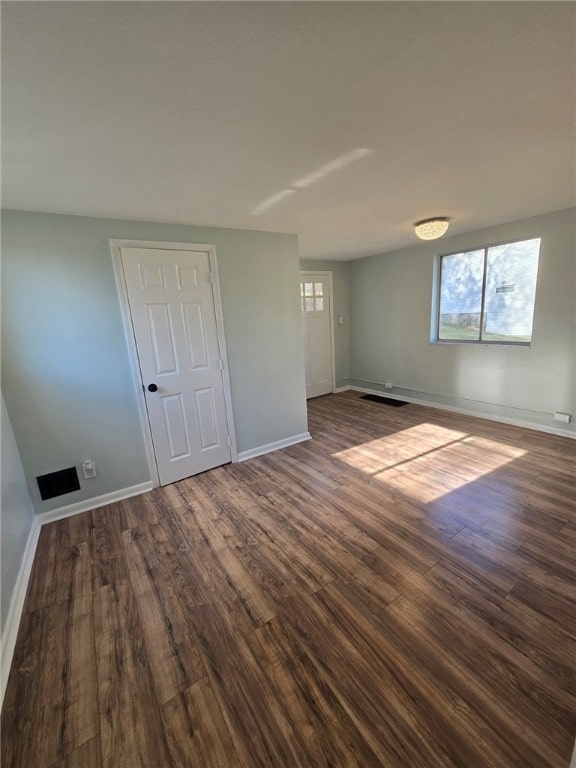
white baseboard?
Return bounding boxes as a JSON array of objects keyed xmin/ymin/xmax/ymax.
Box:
[
  {"xmin": 1, "ymin": 516, "xmax": 41, "ymax": 706},
  {"xmin": 36, "ymin": 481, "xmax": 154, "ymax": 525},
  {"xmin": 349, "ymin": 386, "xmax": 575, "ymax": 439},
  {"xmin": 333, "ymin": 386, "xmax": 351, "ymax": 393},
  {"xmin": 237, "ymin": 432, "xmax": 311, "ymax": 462}
]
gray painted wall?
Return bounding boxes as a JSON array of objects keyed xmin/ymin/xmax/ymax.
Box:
[
  {"xmin": 1, "ymin": 393, "xmax": 35, "ymax": 633},
  {"xmin": 2, "ymin": 210, "xmax": 308, "ymax": 513},
  {"xmin": 348, "ymin": 208, "xmax": 575, "ymax": 433},
  {"xmin": 299, "ymin": 259, "xmax": 350, "ymax": 387}
]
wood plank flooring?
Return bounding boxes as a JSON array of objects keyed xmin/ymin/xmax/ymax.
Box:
[{"xmin": 2, "ymin": 391, "xmax": 575, "ymax": 767}]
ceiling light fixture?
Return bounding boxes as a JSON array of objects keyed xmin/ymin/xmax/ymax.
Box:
[{"xmin": 414, "ymin": 217, "xmax": 450, "ymax": 240}]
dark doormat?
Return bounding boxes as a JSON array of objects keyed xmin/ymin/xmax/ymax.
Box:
[{"xmin": 361, "ymin": 394, "xmax": 408, "ymax": 407}]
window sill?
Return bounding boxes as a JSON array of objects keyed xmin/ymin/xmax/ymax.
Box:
[{"xmin": 430, "ymin": 339, "xmax": 532, "ymax": 348}]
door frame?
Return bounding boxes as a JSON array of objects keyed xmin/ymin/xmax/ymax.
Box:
[
  {"xmin": 110, "ymin": 239, "xmax": 238, "ymax": 488},
  {"xmin": 300, "ymin": 270, "xmax": 337, "ymax": 396}
]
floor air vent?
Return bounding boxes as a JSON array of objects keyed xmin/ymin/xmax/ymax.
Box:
[{"xmin": 360, "ymin": 394, "xmax": 408, "ymax": 407}]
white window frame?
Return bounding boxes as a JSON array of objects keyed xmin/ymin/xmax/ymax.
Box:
[{"xmin": 432, "ymin": 237, "xmax": 541, "ymax": 347}]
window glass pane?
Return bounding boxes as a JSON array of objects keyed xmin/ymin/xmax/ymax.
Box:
[
  {"xmin": 483, "ymin": 239, "xmax": 540, "ymax": 343},
  {"xmin": 305, "ymin": 297, "xmax": 314, "ymax": 311},
  {"xmin": 438, "ymin": 250, "xmax": 484, "ymax": 341},
  {"xmin": 304, "ymin": 283, "xmax": 313, "ymax": 296},
  {"xmin": 315, "ymin": 297, "xmax": 324, "ymax": 311},
  {"xmin": 314, "ymin": 282, "xmax": 324, "ymax": 296}
]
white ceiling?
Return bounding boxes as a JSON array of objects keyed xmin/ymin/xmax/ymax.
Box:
[{"xmin": 2, "ymin": 2, "xmax": 575, "ymax": 260}]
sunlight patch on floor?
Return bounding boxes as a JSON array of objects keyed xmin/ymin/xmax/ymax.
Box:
[
  {"xmin": 332, "ymin": 424, "xmax": 469, "ymax": 474},
  {"xmin": 332, "ymin": 423, "xmax": 527, "ymax": 502}
]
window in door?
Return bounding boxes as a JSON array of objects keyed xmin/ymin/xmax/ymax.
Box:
[{"xmin": 301, "ymin": 281, "xmax": 325, "ymax": 312}]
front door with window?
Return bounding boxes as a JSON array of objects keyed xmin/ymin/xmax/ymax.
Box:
[{"xmin": 300, "ymin": 272, "xmax": 334, "ymax": 399}]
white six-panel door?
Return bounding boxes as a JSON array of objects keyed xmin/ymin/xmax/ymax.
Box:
[
  {"xmin": 120, "ymin": 246, "xmax": 232, "ymax": 485},
  {"xmin": 300, "ymin": 272, "xmax": 334, "ymax": 399}
]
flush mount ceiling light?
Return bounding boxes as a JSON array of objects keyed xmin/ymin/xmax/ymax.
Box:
[{"xmin": 414, "ymin": 217, "xmax": 450, "ymax": 240}]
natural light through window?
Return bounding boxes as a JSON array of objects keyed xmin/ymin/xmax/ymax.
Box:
[
  {"xmin": 332, "ymin": 424, "xmax": 527, "ymax": 502},
  {"xmin": 435, "ymin": 238, "xmax": 541, "ymax": 345},
  {"xmin": 301, "ymin": 281, "xmax": 325, "ymax": 312}
]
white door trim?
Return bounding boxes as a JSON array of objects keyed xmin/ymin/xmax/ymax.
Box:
[
  {"xmin": 109, "ymin": 239, "xmax": 238, "ymax": 488},
  {"xmin": 300, "ymin": 270, "xmax": 337, "ymax": 394}
]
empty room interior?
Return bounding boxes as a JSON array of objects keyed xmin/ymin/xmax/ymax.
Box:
[{"xmin": 1, "ymin": 2, "xmax": 575, "ymax": 767}]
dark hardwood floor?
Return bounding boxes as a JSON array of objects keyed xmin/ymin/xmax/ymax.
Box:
[{"xmin": 2, "ymin": 391, "xmax": 575, "ymax": 767}]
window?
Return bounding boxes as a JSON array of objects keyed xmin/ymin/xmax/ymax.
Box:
[
  {"xmin": 300, "ymin": 280, "xmax": 324, "ymax": 312},
  {"xmin": 435, "ymin": 238, "xmax": 541, "ymax": 345}
]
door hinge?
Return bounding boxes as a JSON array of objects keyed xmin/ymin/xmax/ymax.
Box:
[
  {"xmin": 227, "ymin": 436, "xmax": 232, "ymax": 447},
  {"xmin": 218, "ymin": 359, "xmax": 224, "ymax": 370},
  {"xmin": 209, "ymin": 272, "xmax": 215, "ymax": 285}
]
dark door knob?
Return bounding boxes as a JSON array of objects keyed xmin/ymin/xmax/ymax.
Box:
[{"xmin": 147, "ymin": 383, "xmax": 158, "ymax": 392}]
